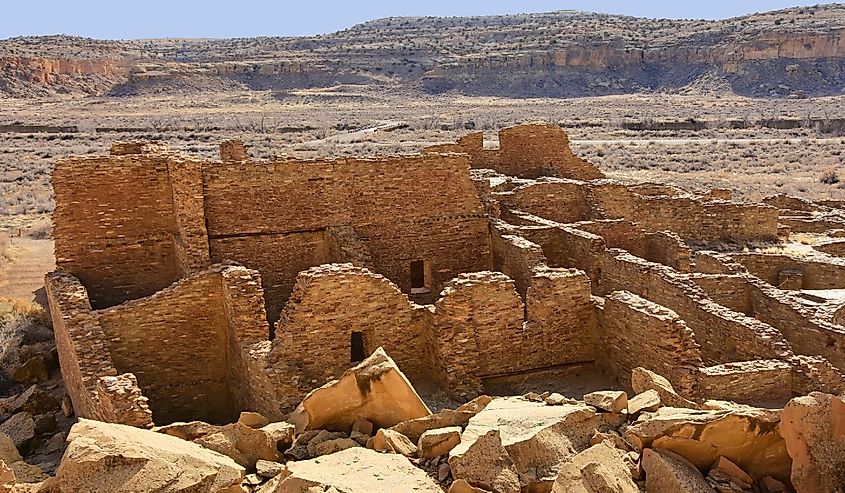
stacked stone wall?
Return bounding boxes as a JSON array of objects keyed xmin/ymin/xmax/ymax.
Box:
[
  {"xmin": 598, "ymin": 250, "xmax": 791, "ymax": 365},
  {"xmin": 94, "ymin": 268, "xmax": 236, "ymax": 424},
  {"xmin": 52, "ymin": 155, "xmax": 179, "ymax": 307},
  {"xmin": 728, "ymin": 252, "xmax": 845, "ymax": 290},
  {"xmin": 697, "ymin": 360, "xmax": 794, "ymax": 404},
  {"xmin": 686, "ymin": 273, "xmax": 752, "ymax": 315},
  {"xmin": 490, "ymin": 230, "xmax": 548, "ymax": 296},
  {"xmin": 424, "ymin": 123, "xmax": 604, "ymax": 180},
  {"xmin": 495, "ymin": 180, "xmax": 590, "ymax": 223},
  {"xmin": 598, "ymin": 291, "xmax": 701, "ymax": 396}
]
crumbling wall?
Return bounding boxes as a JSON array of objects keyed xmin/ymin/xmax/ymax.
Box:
[
  {"xmin": 727, "ymin": 252, "xmax": 845, "ymax": 290},
  {"xmin": 490, "ymin": 230, "xmax": 547, "ymax": 297},
  {"xmin": 52, "ymin": 155, "xmax": 179, "ymax": 307},
  {"xmin": 644, "ymin": 231, "xmax": 692, "ymax": 272},
  {"xmin": 686, "ymin": 273, "xmax": 752, "ymax": 315},
  {"xmin": 424, "ymin": 123, "xmax": 604, "ymax": 180},
  {"xmin": 272, "ymin": 264, "xmax": 432, "ymax": 395},
  {"xmin": 325, "ymin": 225, "xmax": 374, "ymax": 268},
  {"xmin": 574, "ymin": 220, "xmax": 647, "ymax": 258},
  {"xmin": 598, "ymin": 250, "xmax": 792, "ymax": 365},
  {"xmin": 524, "ymin": 268, "xmax": 597, "ymax": 369},
  {"xmin": 44, "ymin": 272, "xmax": 153, "ymax": 427},
  {"xmin": 94, "ymin": 267, "xmax": 238, "ymax": 425},
  {"xmin": 697, "ymin": 360, "xmax": 794, "ymax": 404},
  {"xmin": 494, "ymin": 180, "xmax": 590, "ymax": 223},
  {"xmin": 598, "ymin": 291, "xmax": 701, "ymax": 396},
  {"xmin": 167, "ymin": 159, "xmax": 210, "ymax": 276}
]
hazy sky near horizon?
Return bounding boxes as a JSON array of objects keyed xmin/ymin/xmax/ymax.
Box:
[{"xmin": 1, "ymin": 0, "xmax": 817, "ymax": 39}]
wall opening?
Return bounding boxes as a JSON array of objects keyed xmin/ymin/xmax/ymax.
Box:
[
  {"xmin": 410, "ymin": 259, "xmax": 430, "ymax": 294},
  {"xmin": 351, "ymin": 331, "xmax": 366, "ymax": 363}
]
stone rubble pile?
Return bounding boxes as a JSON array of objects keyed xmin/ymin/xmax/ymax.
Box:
[{"xmin": 0, "ymin": 348, "xmax": 841, "ymax": 492}]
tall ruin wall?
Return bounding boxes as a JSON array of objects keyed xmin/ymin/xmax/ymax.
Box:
[
  {"xmin": 726, "ymin": 252, "xmax": 845, "ymax": 290},
  {"xmin": 52, "ymin": 150, "xmax": 491, "ymax": 322},
  {"xmin": 424, "ymin": 123, "xmax": 604, "ymax": 180}
]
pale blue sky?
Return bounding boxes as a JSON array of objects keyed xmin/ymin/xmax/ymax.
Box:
[{"xmin": 1, "ymin": 0, "xmax": 818, "ymax": 39}]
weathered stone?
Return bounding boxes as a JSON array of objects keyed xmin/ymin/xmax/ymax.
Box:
[
  {"xmin": 0, "ymin": 460, "xmax": 12, "ymax": 493},
  {"xmin": 632, "ymin": 367, "xmax": 700, "ymax": 409},
  {"xmin": 780, "ymin": 392, "xmax": 845, "ymax": 493},
  {"xmin": 59, "ymin": 396, "xmax": 72, "ymax": 418},
  {"xmin": 303, "ymin": 430, "xmax": 346, "ymax": 458},
  {"xmin": 759, "ymin": 476, "xmax": 786, "ymax": 493},
  {"xmin": 450, "ymin": 397, "xmax": 624, "ymax": 489},
  {"xmin": 0, "ymin": 386, "xmax": 58, "ymax": 417},
  {"xmin": 351, "ymin": 418, "xmax": 373, "ymax": 436},
  {"xmin": 52, "ymin": 418, "xmax": 244, "ymax": 492},
  {"xmin": 238, "ymin": 412, "xmax": 269, "ymax": 429},
  {"xmin": 711, "ymin": 456, "xmax": 753, "ymax": 489},
  {"xmin": 283, "ymin": 430, "xmax": 320, "ymax": 461},
  {"xmin": 33, "ymin": 414, "xmax": 55, "ymax": 435},
  {"xmin": 7, "ymin": 462, "xmax": 45, "ymax": 484},
  {"xmin": 390, "ymin": 409, "xmax": 475, "ymax": 444},
  {"xmin": 590, "ymin": 431, "xmax": 629, "ymax": 451},
  {"xmin": 544, "ymin": 393, "xmax": 570, "ymax": 406},
  {"xmin": 312, "ymin": 437, "xmax": 360, "ymax": 457},
  {"xmin": 263, "ymin": 447, "xmax": 441, "ymax": 492},
  {"xmin": 260, "ymin": 422, "xmax": 295, "ymax": 452},
  {"xmin": 0, "ymin": 414, "xmax": 35, "ymax": 454},
  {"xmin": 456, "ymin": 396, "xmax": 493, "ymax": 414},
  {"xmin": 550, "ymin": 441, "xmax": 638, "ymax": 493},
  {"xmin": 371, "ymin": 429, "xmax": 417, "ymax": 457},
  {"xmin": 624, "ymin": 406, "xmax": 789, "ymax": 483},
  {"xmin": 0, "ymin": 435, "xmax": 22, "ymax": 465},
  {"xmin": 287, "ymin": 348, "xmax": 431, "ymax": 433},
  {"xmin": 194, "ymin": 422, "xmax": 281, "ymax": 469},
  {"xmin": 448, "ymin": 429, "xmax": 520, "ymax": 493},
  {"xmin": 12, "ymin": 356, "xmax": 48, "ymax": 384},
  {"xmin": 419, "ymin": 426, "xmax": 462, "ymax": 459},
  {"xmin": 448, "ymin": 479, "xmax": 490, "ymax": 493},
  {"xmin": 154, "ymin": 421, "xmax": 222, "ymax": 441},
  {"xmin": 628, "ymin": 389, "xmax": 661, "ymax": 415},
  {"xmin": 438, "ymin": 462, "xmax": 451, "ymax": 482},
  {"xmin": 642, "ymin": 448, "xmax": 715, "ymax": 493},
  {"xmin": 255, "ymin": 460, "xmax": 284, "ymax": 479},
  {"xmin": 584, "ymin": 391, "xmax": 628, "ymax": 413}
]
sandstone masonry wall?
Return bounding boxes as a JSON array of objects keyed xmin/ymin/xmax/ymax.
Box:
[
  {"xmin": 727, "ymin": 252, "xmax": 845, "ymax": 290},
  {"xmin": 599, "ymin": 291, "xmax": 702, "ymax": 396},
  {"xmin": 697, "ymin": 360, "xmax": 794, "ymax": 404}
]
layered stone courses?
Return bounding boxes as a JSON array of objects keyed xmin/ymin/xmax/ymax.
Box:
[{"xmin": 47, "ymin": 123, "xmax": 845, "ymax": 426}]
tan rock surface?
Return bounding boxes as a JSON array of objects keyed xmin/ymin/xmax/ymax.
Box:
[
  {"xmin": 550, "ymin": 441, "xmax": 638, "ymax": 493},
  {"xmin": 448, "ymin": 479, "xmax": 491, "ymax": 493},
  {"xmin": 780, "ymin": 392, "xmax": 845, "ymax": 493},
  {"xmin": 584, "ymin": 391, "xmax": 628, "ymax": 413},
  {"xmin": 260, "ymin": 446, "xmax": 441, "ymax": 492},
  {"xmin": 624, "ymin": 406, "xmax": 790, "ymax": 483},
  {"xmin": 449, "ymin": 429, "xmax": 520, "ymax": 493},
  {"xmin": 450, "ymin": 397, "xmax": 623, "ymax": 489},
  {"xmin": 632, "ymin": 367, "xmax": 699, "ymax": 409},
  {"xmin": 0, "ymin": 436, "xmax": 22, "ymax": 465},
  {"xmin": 286, "ymin": 348, "xmax": 431, "ymax": 432},
  {"xmin": 419, "ymin": 426, "xmax": 462, "ymax": 459},
  {"xmin": 194, "ymin": 422, "xmax": 282, "ymax": 469},
  {"xmin": 628, "ymin": 390, "xmax": 661, "ymax": 415},
  {"xmin": 642, "ymin": 448, "xmax": 715, "ymax": 493},
  {"xmin": 371, "ymin": 429, "xmax": 417, "ymax": 457},
  {"xmin": 0, "ymin": 460, "xmax": 13, "ymax": 493},
  {"xmin": 52, "ymin": 418, "xmax": 244, "ymax": 492}
]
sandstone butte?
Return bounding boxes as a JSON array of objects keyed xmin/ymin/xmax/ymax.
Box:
[{"xmin": 2, "ymin": 124, "xmax": 845, "ymax": 492}]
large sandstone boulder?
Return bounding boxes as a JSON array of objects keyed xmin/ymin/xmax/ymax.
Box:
[
  {"xmin": 624, "ymin": 406, "xmax": 790, "ymax": 483},
  {"xmin": 194, "ymin": 422, "xmax": 282, "ymax": 469},
  {"xmin": 259, "ymin": 447, "xmax": 441, "ymax": 492},
  {"xmin": 780, "ymin": 392, "xmax": 845, "ymax": 493},
  {"xmin": 449, "ymin": 397, "xmax": 624, "ymax": 490},
  {"xmin": 642, "ymin": 448, "xmax": 715, "ymax": 493},
  {"xmin": 449, "ymin": 429, "xmax": 520, "ymax": 493},
  {"xmin": 287, "ymin": 347, "xmax": 431, "ymax": 432},
  {"xmin": 550, "ymin": 441, "xmax": 638, "ymax": 493},
  {"xmin": 52, "ymin": 418, "xmax": 244, "ymax": 492}
]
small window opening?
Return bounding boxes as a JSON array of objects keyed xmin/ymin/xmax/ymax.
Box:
[
  {"xmin": 410, "ymin": 259, "xmax": 430, "ymax": 294},
  {"xmin": 351, "ymin": 331, "xmax": 366, "ymax": 363}
]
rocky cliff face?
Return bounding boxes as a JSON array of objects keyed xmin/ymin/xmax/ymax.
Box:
[{"xmin": 1, "ymin": 5, "xmax": 844, "ymax": 98}]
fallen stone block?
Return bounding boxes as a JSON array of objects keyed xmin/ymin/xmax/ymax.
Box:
[
  {"xmin": 448, "ymin": 479, "xmax": 491, "ymax": 492},
  {"xmin": 238, "ymin": 412, "xmax": 269, "ymax": 429},
  {"xmin": 7, "ymin": 461, "xmax": 45, "ymax": 484},
  {"xmin": 780, "ymin": 392, "xmax": 845, "ymax": 493},
  {"xmin": 154, "ymin": 421, "xmax": 222, "ymax": 441},
  {"xmin": 371, "ymin": 429, "xmax": 417, "ymax": 457},
  {"xmin": 418, "ymin": 426, "xmax": 461, "ymax": 459},
  {"xmin": 311, "ymin": 437, "xmax": 359, "ymax": 457},
  {"xmin": 628, "ymin": 389, "xmax": 661, "ymax": 415},
  {"xmin": 710, "ymin": 456, "xmax": 753, "ymax": 489},
  {"xmin": 0, "ymin": 414, "xmax": 35, "ymax": 455},
  {"xmin": 52, "ymin": 418, "xmax": 244, "ymax": 492},
  {"xmin": 624, "ymin": 406, "xmax": 790, "ymax": 483},
  {"xmin": 194, "ymin": 422, "xmax": 281, "ymax": 469},
  {"xmin": 642, "ymin": 448, "xmax": 715, "ymax": 493},
  {"xmin": 449, "ymin": 429, "xmax": 520, "ymax": 493},
  {"xmin": 0, "ymin": 386, "xmax": 58, "ymax": 417},
  {"xmin": 255, "ymin": 459, "xmax": 284, "ymax": 479},
  {"xmin": 12, "ymin": 356, "xmax": 48, "ymax": 384},
  {"xmin": 632, "ymin": 367, "xmax": 699, "ymax": 409},
  {"xmin": 261, "ymin": 422, "xmax": 295, "ymax": 453},
  {"xmin": 584, "ymin": 391, "xmax": 628, "ymax": 413},
  {"xmin": 550, "ymin": 441, "xmax": 638, "ymax": 493},
  {"xmin": 0, "ymin": 435, "xmax": 22, "ymax": 465},
  {"xmin": 450, "ymin": 397, "xmax": 624, "ymax": 489},
  {"xmin": 286, "ymin": 347, "xmax": 431, "ymax": 433},
  {"xmin": 261, "ymin": 447, "xmax": 441, "ymax": 492}
]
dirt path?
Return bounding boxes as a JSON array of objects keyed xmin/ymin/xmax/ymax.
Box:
[{"xmin": 0, "ymin": 238, "xmax": 54, "ymax": 308}]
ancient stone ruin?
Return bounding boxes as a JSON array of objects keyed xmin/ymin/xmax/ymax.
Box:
[{"xmin": 45, "ymin": 123, "xmax": 845, "ymax": 434}]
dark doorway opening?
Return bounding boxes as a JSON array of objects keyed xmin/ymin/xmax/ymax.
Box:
[
  {"xmin": 351, "ymin": 331, "xmax": 366, "ymax": 363},
  {"xmin": 411, "ymin": 259, "xmax": 426, "ymax": 291}
]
